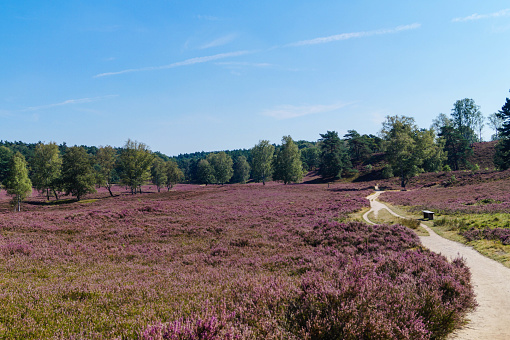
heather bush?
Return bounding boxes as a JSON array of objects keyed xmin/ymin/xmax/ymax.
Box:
[
  {"xmin": 462, "ymin": 227, "xmax": 510, "ymax": 245},
  {"xmin": 0, "ymin": 183, "xmax": 476, "ymax": 339}
]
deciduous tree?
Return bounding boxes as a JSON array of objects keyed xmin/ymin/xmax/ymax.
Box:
[
  {"xmin": 488, "ymin": 112, "xmax": 504, "ymax": 141},
  {"xmin": 196, "ymin": 159, "xmax": 215, "ymax": 185},
  {"xmin": 118, "ymin": 139, "xmax": 155, "ymax": 194},
  {"xmin": 273, "ymin": 136, "xmax": 303, "ymax": 184},
  {"xmin": 381, "ymin": 115, "xmax": 444, "ymax": 189},
  {"xmin": 250, "ymin": 140, "xmax": 275, "ymax": 185},
  {"xmin": 61, "ymin": 146, "xmax": 96, "ymax": 201},
  {"xmin": 207, "ymin": 152, "xmax": 233, "ymax": 185},
  {"xmin": 165, "ymin": 160, "xmax": 183, "ymax": 190},
  {"xmin": 95, "ymin": 145, "xmax": 117, "ymax": 196},
  {"xmin": 151, "ymin": 157, "xmax": 168, "ymax": 192},
  {"xmin": 451, "ymin": 98, "xmax": 480, "ymax": 144},
  {"xmin": 231, "ymin": 155, "xmax": 251, "ymax": 183},
  {"xmin": 31, "ymin": 142, "xmax": 62, "ymax": 200},
  {"xmin": 3, "ymin": 152, "xmax": 32, "ymax": 211}
]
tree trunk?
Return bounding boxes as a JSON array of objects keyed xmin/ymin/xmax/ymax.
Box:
[
  {"xmin": 53, "ymin": 189, "xmax": 59, "ymax": 201},
  {"xmin": 107, "ymin": 185, "xmax": 113, "ymax": 197}
]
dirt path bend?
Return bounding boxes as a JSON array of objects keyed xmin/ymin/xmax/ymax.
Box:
[{"xmin": 364, "ymin": 191, "xmax": 510, "ymax": 340}]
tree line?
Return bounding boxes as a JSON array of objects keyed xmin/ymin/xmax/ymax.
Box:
[{"xmin": 2, "ymin": 94, "xmax": 510, "ymax": 209}]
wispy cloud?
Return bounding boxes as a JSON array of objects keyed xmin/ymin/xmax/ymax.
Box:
[
  {"xmin": 216, "ymin": 61, "xmax": 273, "ymax": 68},
  {"xmin": 22, "ymin": 95, "xmax": 117, "ymax": 112},
  {"xmin": 94, "ymin": 50, "xmax": 253, "ymax": 78},
  {"xmin": 453, "ymin": 8, "xmax": 510, "ymax": 22},
  {"xmin": 288, "ymin": 23, "xmax": 421, "ymax": 47},
  {"xmin": 200, "ymin": 34, "xmax": 238, "ymax": 49},
  {"xmin": 262, "ymin": 102, "xmax": 349, "ymax": 120}
]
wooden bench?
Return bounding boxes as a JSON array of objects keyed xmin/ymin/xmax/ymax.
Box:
[{"xmin": 422, "ymin": 210, "xmax": 434, "ymax": 220}]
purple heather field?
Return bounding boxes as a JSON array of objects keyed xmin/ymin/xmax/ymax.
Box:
[{"xmin": 0, "ymin": 183, "xmax": 475, "ymax": 339}]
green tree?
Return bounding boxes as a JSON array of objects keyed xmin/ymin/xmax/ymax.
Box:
[
  {"xmin": 344, "ymin": 130, "xmax": 373, "ymax": 165},
  {"xmin": 451, "ymin": 98, "xmax": 480, "ymax": 144},
  {"xmin": 381, "ymin": 115, "xmax": 444, "ymax": 189},
  {"xmin": 118, "ymin": 139, "xmax": 155, "ymax": 194},
  {"xmin": 0, "ymin": 146, "xmax": 14, "ymax": 185},
  {"xmin": 31, "ymin": 142, "xmax": 62, "ymax": 200},
  {"xmin": 61, "ymin": 146, "xmax": 96, "ymax": 201},
  {"xmin": 196, "ymin": 159, "xmax": 215, "ymax": 185},
  {"xmin": 488, "ymin": 112, "xmax": 504, "ymax": 141},
  {"xmin": 3, "ymin": 152, "xmax": 32, "ymax": 211},
  {"xmin": 151, "ymin": 157, "xmax": 168, "ymax": 192},
  {"xmin": 273, "ymin": 136, "xmax": 303, "ymax": 184},
  {"xmin": 95, "ymin": 145, "xmax": 117, "ymax": 197},
  {"xmin": 439, "ymin": 126, "xmax": 472, "ymax": 171},
  {"xmin": 300, "ymin": 146, "xmax": 320, "ymax": 171},
  {"xmin": 165, "ymin": 160, "xmax": 183, "ymax": 190},
  {"xmin": 207, "ymin": 152, "xmax": 233, "ymax": 185},
  {"xmin": 250, "ymin": 140, "xmax": 275, "ymax": 185},
  {"xmin": 318, "ymin": 131, "xmax": 351, "ymax": 179},
  {"xmin": 494, "ymin": 95, "xmax": 510, "ymax": 170},
  {"xmin": 231, "ymin": 155, "xmax": 251, "ymax": 183}
]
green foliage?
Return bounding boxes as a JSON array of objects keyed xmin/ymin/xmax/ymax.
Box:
[
  {"xmin": 381, "ymin": 115, "xmax": 445, "ymax": 188},
  {"xmin": 344, "ymin": 130, "xmax": 376, "ymax": 164},
  {"xmin": 118, "ymin": 139, "xmax": 155, "ymax": 194},
  {"xmin": 165, "ymin": 159, "xmax": 183, "ymax": 189},
  {"xmin": 300, "ymin": 146, "xmax": 320, "ymax": 171},
  {"xmin": 494, "ymin": 96, "xmax": 510, "ymax": 170},
  {"xmin": 250, "ymin": 140, "xmax": 275, "ymax": 185},
  {"xmin": 231, "ymin": 155, "xmax": 251, "ymax": 183},
  {"xmin": 318, "ymin": 131, "xmax": 351, "ymax": 179},
  {"xmin": 273, "ymin": 136, "xmax": 303, "ymax": 184},
  {"xmin": 61, "ymin": 146, "xmax": 97, "ymax": 201},
  {"xmin": 3, "ymin": 152, "xmax": 32, "ymax": 211},
  {"xmin": 95, "ymin": 145, "xmax": 117, "ymax": 196},
  {"xmin": 151, "ymin": 157, "xmax": 168, "ymax": 192},
  {"xmin": 196, "ymin": 159, "xmax": 215, "ymax": 185},
  {"xmin": 207, "ymin": 152, "xmax": 233, "ymax": 185},
  {"xmin": 451, "ymin": 98, "xmax": 481, "ymax": 144},
  {"xmin": 31, "ymin": 142, "xmax": 62, "ymax": 200},
  {"xmin": 0, "ymin": 145, "xmax": 14, "ymax": 184}
]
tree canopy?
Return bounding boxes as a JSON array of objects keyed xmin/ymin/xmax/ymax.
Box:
[
  {"xmin": 273, "ymin": 136, "xmax": 303, "ymax": 184},
  {"xmin": 61, "ymin": 146, "xmax": 97, "ymax": 201},
  {"xmin": 381, "ymin": 115, "xmax": 444, "ymax": 189},
  {"xmin": 3, "ymin": 152, "xmax": 32, "ymax": 211},
  {"xmin": 494, "ymin": 94, "xmax": 510, "ymax": 170},
  {"xmin": 250, "ymin": 140, "xmax": 275, "ymax": 185},
  {"xmin": 118, "ymin": 139, "xmax": 155, "ymax": 194},
  {"xmin": 318, "ymin": 131, "xmax": 350, "ymax": 179}
]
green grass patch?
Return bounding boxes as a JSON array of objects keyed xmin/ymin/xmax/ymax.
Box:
[
  {"xmin": 431, "ymin": 213, "xmax": 510, "ymax": 268},
  {"xmin": 367, "ymin": 209, "xmax": 429, "ymax": 236}
]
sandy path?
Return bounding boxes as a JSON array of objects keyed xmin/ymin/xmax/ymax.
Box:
[{"xmin": 363, "ymin": 192, "xmax": 510, "ymax": 339}]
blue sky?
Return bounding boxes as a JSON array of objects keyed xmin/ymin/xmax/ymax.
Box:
[{"xmin": 1, "ymin": 1, "xmax": 509, "ymax": 156}]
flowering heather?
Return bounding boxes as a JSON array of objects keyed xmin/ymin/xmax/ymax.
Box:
[
  {"xmin": 381, "ymin": 178, "xmax": 510, "ymax": 214},
  {"xmin": 0, "ymin": 183, "xmax": 475, "ymax": 339}
]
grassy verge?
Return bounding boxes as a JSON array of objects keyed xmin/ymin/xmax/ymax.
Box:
[
  {"xmin": 367, "ymin": 209, "xmax": 429, "ymax": 236},
  {"xmin": 431, "ymin": 213, "xmax": 510, "ymax": 268},
  {"xmin": 381, "ymin": 203, "xmax": 510, "ymax": 268}
]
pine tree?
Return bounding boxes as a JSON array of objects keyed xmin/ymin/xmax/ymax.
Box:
[
  {"xmin": 4, "ymin": 152, "xmax": 32, "ymax": 211},
  {"xmin": 494, "ymin": 95, "xmax": 510, "ymax": 170}
]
